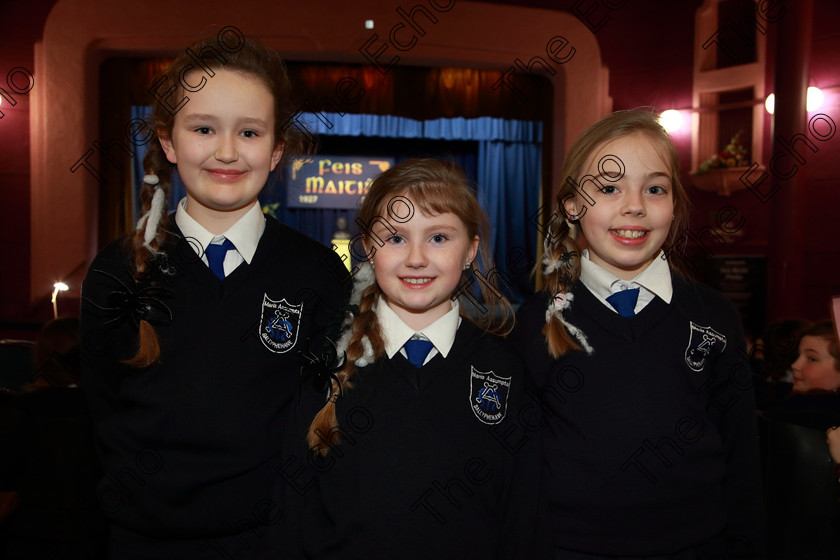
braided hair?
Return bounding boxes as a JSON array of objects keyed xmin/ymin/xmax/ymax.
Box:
[
  {"xmin": 541, "ymin": 109, "xmax": 690, "ymax": 358},
  {"xmin": 307, "ymin": 158, "xmax": 514, "ymax": 455},
  {"xmin": 125, "ymin": 30, "xmax": 312, "ymax": 367}
]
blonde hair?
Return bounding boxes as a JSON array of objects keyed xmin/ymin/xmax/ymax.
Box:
[
  {"xmin": 125, "ymin": 32, "xmax": 312, "ymax": 367},
  {"xmin": 307, "ymin": 158, "xmax": 513, "ymax": 454},
  {"xmin": 542, "ymin": 109, "xmax": 690, "ymax": 358}
]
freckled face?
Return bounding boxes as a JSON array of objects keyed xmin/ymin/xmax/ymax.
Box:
[
  {"xmin": 366, "ymin": 205, "xmax": 478, "ymax": 331},
  {"xmin": 159, "ymin": 69, "xmax": 283, "ymax": 228},
  {"xmin": 791, "ymin": 335, "xmax": 840, "ymax": 392},
  {"xmin": 564, "ymin": 133, "xmax": 675, "ymax": 280}
]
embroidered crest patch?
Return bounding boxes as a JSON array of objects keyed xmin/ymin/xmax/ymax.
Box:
[
  {"xmin": 469, "ymin": 366, "xmax": 511, "ymax": 425},
  {"xmin": 259, "ymin": 295, "xmax": 302, "ymax": 353},
  {"xmin": 684, "ymin": 321, "xmax": 727, "ymax": 372}
]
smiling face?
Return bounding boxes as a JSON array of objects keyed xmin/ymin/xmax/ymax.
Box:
[
  {"xmin": 564, "ymin": 133, "xmax": 675, "ymax": 280},
  {"xmin": 366, "ymin": 204, "xmax": 479, "ymax": 331},
  {"xmin": 159, "ymin": 68, "xmax": 283, "ymax": 233},
  {"xmin": 791, "ymin": 335, "xmax": 840, "ymax": 392}
]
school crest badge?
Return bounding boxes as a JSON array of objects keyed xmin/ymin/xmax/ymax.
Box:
[
  {"xmin": 259, "ymin": 295, "xmax": 302, "ymax": 353},
  {"xmin": 684, "ymin": 321, "xmax": 727, "ymax": 372},
  {"xmin": 469, "ymin": 366, "xmax": 511, "ymax": 425}
]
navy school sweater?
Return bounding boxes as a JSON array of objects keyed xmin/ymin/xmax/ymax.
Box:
[
  {"xmin": 80, "ymin": 217, "xmax": 349, "ymax": 546},
  {"xmin": 508, "ymin": 274, "xmax": 765, "ymax": 558},
  {"xmin": 290, "ymin": 319, "xmax": 546, "ymax": 559}
]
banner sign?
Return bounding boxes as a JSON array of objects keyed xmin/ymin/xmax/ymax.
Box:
[{"xmin": 286, "ymin": 156, "xmax": 393, "ymax": 209}]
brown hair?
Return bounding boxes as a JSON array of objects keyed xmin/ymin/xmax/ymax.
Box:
[
  {"xmin": 799, "ymin": 320, "xmax": 840, "ymax": 372},
  {"xmin": 542, "ymin": 109, "xmax": 690, "ymax": 358},
  {"xmin": 307, "ymin": 158, "xmax": 513, "ymax": 454},
  {"xmin": 126, "ymin": 30, "xmax": 312, "ymax": 367}
]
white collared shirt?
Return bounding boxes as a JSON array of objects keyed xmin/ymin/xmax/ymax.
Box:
[
  {"xmin": 175, "ymin": 198, "xmax": 266, "ymax": 276},
  {"xmin": 376, "ymin": 298, "xmax": 461, "ymax": 366},
  {"xmin": 579, "ymin": 249, "xmax": 673, "ymax": 315}
]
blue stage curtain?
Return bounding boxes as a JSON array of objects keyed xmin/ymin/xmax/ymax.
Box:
[
  {"xmin": 478, "ymin": 140, "xmax": 542, "ymax": 301},
  {"xmin": 131, "ymin": 109, "xmax": 541, "ymax": 300},
  {"xmin": 301, "ymin": 112, "xmax": 541, "ymax": 143},
  {"xmin": 298, "ymin": 113, "xmax": 542, "ymax": 301}
]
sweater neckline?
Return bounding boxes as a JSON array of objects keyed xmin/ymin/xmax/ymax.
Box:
[
  {"xmin": 572, "ymin": 280, "xmax": 672, "ymax": 342},
  {"xmin": 166, "ymin": 218, "xmax": 283, "ymax": 295},
  {"xmin": 383, "ymin": 320, "xmax": 481, "ymax": 394}
]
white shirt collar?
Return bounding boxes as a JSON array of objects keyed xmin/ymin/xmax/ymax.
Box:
[
  {"xmin": 376, "ymin": 298, "xmax": 461, "ymax": 359},
  {"xmin": 174, "ymin": 198, "xmax": 266, "ymax": 263},
  {"xmin": 579, "ymin": 249, "xmax": 673, "ymax": 307}
]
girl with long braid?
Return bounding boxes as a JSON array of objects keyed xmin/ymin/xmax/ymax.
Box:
[
  {"xmin": 299, "ymin": 158, "xmax": 543, "ymax": 559},
  {"xmin": 80, "ymin": 32, "xmax": 348, "ymax": 558},
  {"xmin": 509, "ymin": 110, "xmax": 765, "ymax": 559}
]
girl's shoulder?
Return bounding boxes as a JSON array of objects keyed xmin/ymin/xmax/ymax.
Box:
[
  {"xmin": 85, "ymin": 236, "xmax": 135, "ymax": 283},
  {"xmin": 93, "ymin": 234, "xmax": 132, "ymax": 260},
  {"xmin": 670, "ymin": 273, "xmax": 745, "ymax": 344},
  {"xmin": 512, "ymin": 291, "xmax": 552, "ymax": 328},
  {"xmin": 507, "ymin": 291, "xmax": 552, "ymax": 355},
  {"xmin": 262, "ymin": 216, "xmax": 350, "ymax": 284},
  {"xmin": 264, "ymin": 216, "xmax": 342, "ymax": 260},
  {"xmin": 516, "ymin": 290, "xmax": 552, "ymax": 314},
  {"xmin": 460, "ymin": 318, "xmax": 527, "ymax": 371},
  {"xmin": 671, "ymin": 273, "xmax": 739, "ymax": 316}
]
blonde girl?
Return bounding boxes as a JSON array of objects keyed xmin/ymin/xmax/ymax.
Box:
[{"xmin": 510, "ymin": 110, "xmax": 765, "ymax": 559}]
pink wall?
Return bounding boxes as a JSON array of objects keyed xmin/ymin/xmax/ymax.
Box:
[
  {"xmin": 797, "ymin": 0, "xmax": 840, "ymax": 321},
  {"xmin": 592, "ymin": 0, "xmax": 840, "ymax": 322},
  {"xmin": 0, "ymin": 0, "xmax": 57, "ymax": 331}
]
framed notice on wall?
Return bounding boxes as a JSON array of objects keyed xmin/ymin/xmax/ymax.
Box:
[
  {"xmin": 705, "ymin": 256, "xmax": 766, "ymax": 337},
  {"xmin": 286, "ymin": 156, "xmax": 393, "ymax": 209}
]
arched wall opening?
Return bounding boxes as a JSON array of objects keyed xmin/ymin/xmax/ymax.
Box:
[{"xmin": 30, "ymin": 0, "xmax": 610, "ymax": 301}]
